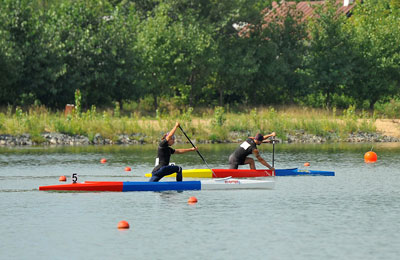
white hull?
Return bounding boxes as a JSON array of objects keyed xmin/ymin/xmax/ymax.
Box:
[{"xmin": 200, "ymin": 177, "xmax": 275, "ymax": 190}]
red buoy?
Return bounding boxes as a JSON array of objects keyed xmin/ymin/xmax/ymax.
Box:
[
  {"xmin": 188, "ymin": 196, "xmax": 198, "ymax": 204},
  {"xmin": 364, "ymin": 151, "xmax": 377, "ymax": 163},
  {"xmin": 59, "ymin": 176, "xmax": 67, "ymax": 182},
  {"xmin": 100, "ymin": 158, "xmax": 107, "ymax": 164},
  {"xmin": 304, "ymin": 162, "xmax": 310, "ymax": 167},
  {"xmin": 117, "ymin": 220, "xmax": 130, "ymax": 229},
  {"xmin": 125, "ymin": 167, "xmax": 131, "ymax": 172}
]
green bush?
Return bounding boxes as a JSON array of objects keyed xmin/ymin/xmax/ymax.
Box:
[
  {"xmin": 212, "ymin": 106, "xmax": 226, "ymax": 128},
  {"xmin": 375, "ymin": 99, "xmax": 400, "ymax": 118}
]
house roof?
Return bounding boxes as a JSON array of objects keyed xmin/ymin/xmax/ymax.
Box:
[
  {"xmin": 238, "ymin": 1, "xmax": 357, "ymax": 37},
  {"xmin": 263, "ymin": 0, "xmax": 356, "ymax": 24}
]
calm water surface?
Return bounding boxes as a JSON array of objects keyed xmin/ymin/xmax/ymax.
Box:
[{"xmin": 1, "ymin": 143, "xmax": 399, "ymax": 260}]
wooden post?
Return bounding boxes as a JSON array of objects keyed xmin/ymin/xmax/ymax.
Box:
[{"xmin": 65, "ymin": 104, "xmax": 75, "ymax": 116}]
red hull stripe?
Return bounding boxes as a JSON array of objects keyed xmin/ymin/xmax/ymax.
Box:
[
  {"xmin": 39, "ymin": 181, "xmax": 124, "ymax": 191},
  {"xmin": 212, "ymin": 169, "xmax": 275, "ymax": 178}
]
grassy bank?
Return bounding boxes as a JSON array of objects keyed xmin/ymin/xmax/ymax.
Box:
[{"xmin": 0, "ymin": 105, "xmax": 379, "ymax": 144}]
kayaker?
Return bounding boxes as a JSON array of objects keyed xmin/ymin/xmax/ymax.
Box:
[
  {"xmin": 149, "ymin": 122, "xmax": 198, "ymax": 182},
  {"xmin": 228, "ymin": 132, "xmax": 276, "ymax": 170}
]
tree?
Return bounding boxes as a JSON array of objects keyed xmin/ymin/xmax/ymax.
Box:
[
  {"xmin": 0, "ymin": 18, "xmax": 21, "ymax": 105},
  {"xmin": 40, "ymin": 0, "xmax": 142, "ymax": 108},
  {"xmin": 251, "ymin": 2, "xmax": 308, "ymax": 105},
  {"xmin": 201, "ymin": 0, "xmax": 275, "ymax": 106},
  {"xmin": 303, "ymin": 0, "xmax": 355, "ymax": 108},
  {"xmin": 136, "ymin": 2, "xmax": 213, "ymax": 109},
  {"xmin": 345, "ymin": 0, "xmax": 400, "ymax": 108}
]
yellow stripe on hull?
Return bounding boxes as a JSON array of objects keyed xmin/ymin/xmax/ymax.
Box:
[{"xmin": 145, "ymin": 169, "xmax": 213, "ymax": 178}]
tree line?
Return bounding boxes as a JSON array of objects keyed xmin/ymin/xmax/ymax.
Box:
[{"xmin": 0, "ymin": 0, "xmax": 399, "ymax": 111}]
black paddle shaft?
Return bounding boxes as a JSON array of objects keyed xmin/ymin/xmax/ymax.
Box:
[
  {"xmin": 272, "ymin": 137, "xmax": 275, "ymax": 168},
  {"xmin": 178, "ymin": 126, "xmax": 211, "ymax": 169}
]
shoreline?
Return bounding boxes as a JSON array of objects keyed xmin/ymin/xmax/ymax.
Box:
[{"xmin": 1, "ymin": 131, "xmax": 399, "ymax": 147}]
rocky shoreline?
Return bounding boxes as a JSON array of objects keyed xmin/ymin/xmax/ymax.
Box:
[{"xmin": 0, "ymin": 131, "xmax": 399, "ymax": 146}]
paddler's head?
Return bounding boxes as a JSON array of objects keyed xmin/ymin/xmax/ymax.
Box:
[
  {"xmin": 162, "ymin": 132, "xmax": 176, "ymax": 146},
  {"xmin": 254, "ymin": 133, "xmax": 264, "ymax": 145}
]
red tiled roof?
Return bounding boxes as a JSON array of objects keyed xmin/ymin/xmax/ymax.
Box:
[
  {"xmin": 263, "ymin": 0, "xmax": 356, "ymax": 24},
  {"xmin": 239, "ymin": 1, "xmax": 357, "ymax": 37}
]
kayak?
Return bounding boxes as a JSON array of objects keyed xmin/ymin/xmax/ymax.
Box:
[
  {"xmin": 39, "ymin": 178, "xmax": 275, "ymax": 192},
  {"xmin": 276, "ymin": 168, "xmax": 334, "ymax": 176},
  {"xmin": 145, "ymin": 168, "xmax": 334, "ymax": 178},
  {"xmin": 145, "ymin": 169, "xmax": 274, "ymax": 178}
]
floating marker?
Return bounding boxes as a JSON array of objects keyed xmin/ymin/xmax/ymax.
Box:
[
  {"xmin": 59, "ymin": 176, "xmax": 66, "ymax": 182},
  {"xmin": 304, "ymin": 162, "xmax": 310, "ymax": 167},
  {"xmin": 188, "ymin": 196, "xmax": 198, "ymax": 204},
  {"xmin": 364, "ymin": 151, "xmax": 377, "ymax": 163},
  {"xmin": 100, "ymin": 158, "xmax": 107, "ymax": 164},
  {"xmin": 125, "ymin": 167, "xmax": 131, "ymax": 172},
  {"xmin": 117, "ymin": 220, "xmax": 130, "ymax": 229}
]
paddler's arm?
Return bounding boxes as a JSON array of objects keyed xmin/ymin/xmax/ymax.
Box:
[
  {"xmin": 174, "ymin": 147, "xmax": 198, "ymax": 154},
  {"xmin": 263, "ymin": 132, "xmax": 276, "ymax": 140},
  {"xmin": 166, "ymin": 122, "xmax": 180, "ymax": 141},
  {"xmin": 253, "ymin": 149, "xmax": 275, "ymax": 171}
]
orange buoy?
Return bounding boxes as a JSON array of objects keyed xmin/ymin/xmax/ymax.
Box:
[
  {"xmin": 364, "ymin": 151, "xmax": 378, "ymax": 163},
  {"xmin": 117, "ymin": 220, "xmax": 130, "ymax": 229},
  {"xmin": 304, "ymin": 162, "xmax": 310, "ymax": 167},
  {"xmin": 188, "ymin": 196, "xmax": 198, "ymax": 204},
  {"xmin": 100, "ymin": 158, "xmax": 107, "ymax": 164},
  {"xmin": 59, "ymin": 176, "xmax": 67, "ymax": 182},
  {"xmin": 125, "ymin": 167, "xmax": 131, "ymax": 172}
]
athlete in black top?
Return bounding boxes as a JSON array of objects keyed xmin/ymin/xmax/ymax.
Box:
[
  {"xmin": 149, "ymin": 122, "xmax": 197, "ymax": 182},
  {"xmin": 228, "ymin": 132, "xmax": 276, "ymax": 170}
]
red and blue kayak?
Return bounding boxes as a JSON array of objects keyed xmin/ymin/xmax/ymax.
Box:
[
  {"xmin": 145, "ymin": 168, "xmax": 334, "ymax": 178},
  {"xmin": 39, "ymin": 178, "xmax": 275, "ymax": 192}
]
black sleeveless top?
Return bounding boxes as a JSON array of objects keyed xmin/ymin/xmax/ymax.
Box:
[
  {"xmin": 152, "ymin": 139, "xmax": 175, "ymax": 173},
  {"xmin": 229, "ymin": 138, "xmax": 258, "ymax": 164}
]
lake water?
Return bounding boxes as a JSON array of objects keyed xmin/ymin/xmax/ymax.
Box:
[{"xmin": 1, "ymin": 143, "xmax": 399, "ymax": 260}]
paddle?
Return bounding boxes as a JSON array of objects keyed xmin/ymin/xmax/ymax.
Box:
[
  {"xmin": 272, "ymin": 136, "xmax": 276, "ymax": 168},
  {"xmin": 178, "ymin": 125, "xmax": 216, "ymax": 177}
]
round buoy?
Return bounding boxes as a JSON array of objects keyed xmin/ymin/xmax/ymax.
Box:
[
  {"xmin": 125, "ymin": 167, "xmax": 131, "ymax": 172},
  {"xmin": 59, "ymin": 176, "xmax": 67, "ymax": 182},
  {"xmin": 100, "ymin": 158, "xmax": 107, "ymax": 164},
  {"xmin": 304, "ymin": 162, "xmax": 310, "ymax": 167},
  {"xmin": 188, "ymin": 196, "xmax": 198, "ymax": 204},
  {"xmin": 364, "ymin": 151, "xmax": 377, "ymax": 163},
  {"xmin": 117, "ymin": 220, "xmax": 130, "ymax": 229}
]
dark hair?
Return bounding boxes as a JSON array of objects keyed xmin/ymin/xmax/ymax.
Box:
[
  {"xmin": 162, "ymin": 132, "xmax": 175, "ymax": 141},
  {"xmin": 255, "ymin": 133, "xmax": 264, "ymax": 142}
]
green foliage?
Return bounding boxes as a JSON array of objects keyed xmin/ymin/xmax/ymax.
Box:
[
  {"xmin": 250, "ymin": 108, "xmax": 261, "ymax": 130},
  {"xmin": 114, "ymin": 101, "xmax": 120, "ymax": 118},
  {"xmin": 343, "ymin": 104, "xmax": 357, "ymax": 120},
  {"xmin": 304, "ymin": 0, "xmax": 354, "ymax": 108},
  {"xmin": 345, "ymin": 0, "xmax": 400, "ymax": 108},
  {"xmin": 253, "ymin": 2, "xmax": 308, "ymax": 104},
  {"xmin": 122, "ymin": 100, "xmax": 138, "ymax": 113},
  {"xmin": 392, "ymin": 0, "xmax": 400, "ymax": 9},
  {"xmin": 375, "ymin": 99, "xmax": 400, "ymax": 118},
  {"xmin": 0, "ymin": 104, "xmax": 381, "ymax": 142},
  {"xmin": 212, "ymin": 106, "xmax": 226, "ymax": 127},
  {"xmin": 208, "ymin": 133, "xmax": 218, "ymax": 143},
  {"xmin": 135, "ymin": 1, "xmax": 214, "ymax": 109},
  {"xmin": 180, "ymin": 107, "xmax": 193, "ymax": 124},
  {"xmin": 0, "ymin": 0, "xmax": 399, "ymax": 111},
  {"xmin": 74, "ymin": 89, "xmax": 82, "ymax": 115}
]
